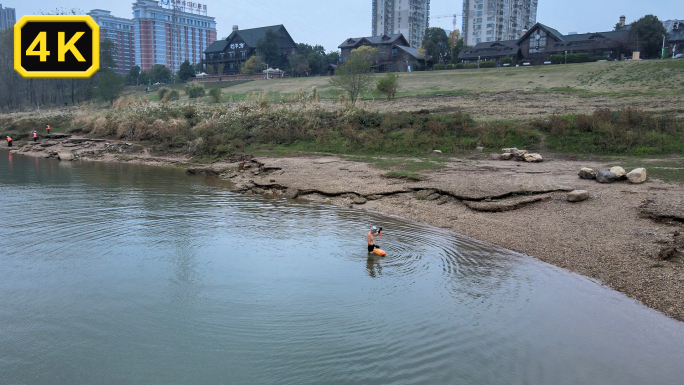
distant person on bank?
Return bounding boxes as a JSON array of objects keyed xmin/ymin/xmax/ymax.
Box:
[
  {"xmin": 6, "ymin": 136, "xmax": 12, "ymax": 147},
  {"xmin": 46, "ymin": 125, "xmax": 50, "ymax": 135},
  {"xmin": 32, "ymin": 131, "xmax": 38, "ymax": 142}
]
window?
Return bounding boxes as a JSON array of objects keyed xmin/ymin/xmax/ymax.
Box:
[
  {"xmin": 476, "ymin": 38, "xmax": 482, "ymax": 43},
  {"xmin": 392, "ymin": 48, "xmax": 397, "ymax": 56},
  {"xmin": 477, "ymin": 4, "xmax": 483, "ymax": 9},
  {"xmin": 477, "ymin": 11, "xmax": 482, "ymax": 16},
  {"xmin": 134, "ymin": 11, "xmax": 140, "ymax": 18},
  {"xmin": 476, "ymin": 25, "xmax": 482, "ymax": 30},
  {"xmin": 476, "ymin": 18, "xmax": 482, "ymax": 23},
  {"xmin": 487, "ymin": 24, "xmax": 494, "ymax": 29},
  {"xmin": 486, "ymin": 38, "xmax": 493, "ymax": 42}
]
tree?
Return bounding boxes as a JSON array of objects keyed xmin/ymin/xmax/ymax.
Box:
[
  {"xmin": 306, "ymin": 52, "xmax": 324, "ymax": 74},
  {"xmin": 614, "ymin": 23, "xmax": 624, "ymax": 32},
  {"xmin": 194, "ymin": 62, "xmax": 204, "ymax": 73},
  {"xmin": 448, "ymin": 30, "xmax": 461, "ymax": 50},
  {"xmin": 217, "ymin": 63, "xmax": 225, "ymax": 76},
  {"xmin": 128, "ymin": 65, "xmax": 140, "ymax": 86},
  {"xmin": 206, "ymin": 64, "xmax": 215, "ymax": 75},
  {"xmin": 325, "ymin": 51, "xmax": 340, "ymax": 65},
  {"xmin": 450, "ymin": 39, "xmax": 469, "ymax": 63},
  {"xmin": 329, "ymin": 47, "xmax": 377, "ymax": 104},
  {"xmin": 629, "ymin": 15, "xmax": 668, "ymax": 59},
  {"xmin": 97, "ymin": 70, "xmax": 124, "ymax": 104},
  {"xmin": 242, "ymin": 55, "xmax": 265, "ymax": 75},
  {"xmin": 257, "ymin": 29, "xmax": 282, "ymax": 68},
  {"xmin": 148, "ymin": 64, "xmax": 172, "ymax": 83},
  {"xmin": 178, "ymin": 60, "xmax": 195, "ymax": 82},
  {"xmin": 100, "ymin": 39, "xmax": 117, "ymax": 70},
  {"xmin": 288, "ymin": 54, "xmax": 309, "ymax": 76},
  {"xmin": 376, "ymin": 71, "xmax": 399, "ymax": 99},
  {"xmin": 422, "ymin": 28, "xmax": 451, "ymax": 64}
]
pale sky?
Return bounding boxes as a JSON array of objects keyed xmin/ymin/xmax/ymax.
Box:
[{"xmin": 10, "ymin": 0, "xmax": 681, "ymax": 52}]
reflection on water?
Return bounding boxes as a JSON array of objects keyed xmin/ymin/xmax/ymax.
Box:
[{"xmin": 1, "ymin": 150, "xmax": 684, "ymax": 385}]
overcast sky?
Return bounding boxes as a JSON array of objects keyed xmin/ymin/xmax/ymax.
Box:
[{"xmin": 11, "ymin": 0, "xmax": 680, "ymax": 51}]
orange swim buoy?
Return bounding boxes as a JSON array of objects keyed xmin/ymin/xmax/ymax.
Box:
[{"xmin": 373, "ymin": 248, "xmax": 386, "ymax": 257}]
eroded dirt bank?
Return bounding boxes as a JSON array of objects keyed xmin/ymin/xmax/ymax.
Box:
[{"xmin": 9, "ymin": 135, "xmax": 684, "ymax": 322}]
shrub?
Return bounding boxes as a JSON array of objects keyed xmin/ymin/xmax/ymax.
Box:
[
  {"xmin": 157, "ymin": 87, "xmax": 170, "ymax": 100},
  {"xmin": 208, "ymin": 88, "xmax": 222, "ymax": 103},
  {"xmin": 549, "ymin": 53, "xmax": 592, "ymax": 64},
  {"xmin": 479, "ymin": 61, "xmax": 496, "ymax": 68},
  {"xmin": 464, "ymin": 63, "xmax": 478, "ymax": 69},
  {"xmin": 454, "ymin": 63, "xmax": 465, "ymax": 69},
  {"xmin": 166, "ymin": 90, "xmax": 180, "ymax": 101},
  {"xmin": 187, "ymin": 85, "xmax": 206, "ymax": 98},
  {"xmin": 501, "ymin": 56, "xmax": 513, "ymax": 64},
  {"xmin": 376, "ymin": 72, "xmax": 400, "ymax": 99},
  {"xmin": 433, "ymin": 63, "xmax": 446, "ymax": 71}
]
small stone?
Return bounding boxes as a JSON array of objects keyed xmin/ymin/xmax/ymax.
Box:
[
  {"xmin": 490, "ymin": 153, "xmax": 501, "ymax": 160},
  {"xmin": 502, "ymin": 147, "xmax": 518, "ymax": 154},
  {"xmin": 567, "ymin": 190, "xmax": 589, "ymax": 202},
  {"xmin": 579, "ymin": 167, "xmax": 597, "ymax": 179},
  {"xmin": 416, "ymin": 189, "xmax": 435, "ymax": 200},
  {"xmin": 433, "ymin": 150, "xmax": 442, "ymax": 154},
  {"xmin": 596, "ymin": 170, "xmax": 617, "ymax": 183},
  {"xmin": 366, "ymin": 195, "xmax": 383, "ymax": 200},
  {"xmin": 610, "ymin": 166, "xmax": 627, "ymax": 179},
  {"xmin": 425, "ymin": 193, "xmax": 441, "ymax": 201},
  {"xmin": 283, "ymin": 188, "xmax": 299, "ymax": 199},
  {"xmin": 252, "ymin": 187, "xmax": 265, "ymax": 194},
  {"xmin": 352, "ymin": 196, "xmax": 367, "ymax": 204},
  {"xmin": 626, "ymin": 168, "xmax": 647, "ymax": 184},
  {"xmin": 475, "ymin": 146, "xmax": 484, "ymax": 152}
]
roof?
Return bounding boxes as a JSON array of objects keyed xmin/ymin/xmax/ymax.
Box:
[
  {"xmin": 458, "ymin": 40, "xmax": 519, "ymax": 60},
  {"xmin": 204, "ymin": 40, "xmax": 228, "ymax": 53},
  {"xmin": 339, "ymin": 34, "xmax": 408, "ymax": 48},
  {"xmin": 395, "ymin": 45, "xmax": 424, "ymax": 60},
  {"xmin": 225, "ymin": 25, "xmax": 293, "ymax": 48}
]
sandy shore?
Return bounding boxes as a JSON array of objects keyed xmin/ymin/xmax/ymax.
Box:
[{"xmin": 9, "ymin": 135, "xmax": 684, "ymax": 322}]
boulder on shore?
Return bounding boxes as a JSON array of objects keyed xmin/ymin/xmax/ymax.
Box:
[
  {"xmin": 610, "ymin": 166, "xmax": 627, "ymax": 179},
  {"xmin": 283, "ymin": 188, "xmax": 299, "ymax": 199},
  {"xmin": 579, "ymin": 167, "xmax": 597, "ymax": 179},
  {"xmin": 626, "ymin": 168, "xmax": 647, "ymax": 184},
  {"xmin": 567, "ymin": 190, "xmax": 589, "ymax": 202},
  {"xmin": 596, "ymin": 170, "xmax": 617, "ymax": 183},
  {"xmin": 500, "ymin": 153, "xmax": 513, "ymax": 160},
  {"xmin": 524, "ymin": 153, "xmax": 543, "ymax": 162},
  {"xmin": 57, "ymin": 152, "xmax": 75, "ymax": 161}
]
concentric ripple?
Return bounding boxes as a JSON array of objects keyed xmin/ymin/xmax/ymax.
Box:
[{"xmin": 1, "ymin": 151, "xmax": 683, "ymax": 385}]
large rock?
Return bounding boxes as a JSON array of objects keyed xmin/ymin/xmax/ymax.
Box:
[
  {"xmin": 578, "ymin": 167, "xmax": 597, "ymax": 179},
  {"xmin": 502, "ymin": 147, "xmax": 518, "ymax": 154},
  {"xmin": 523, "ymin": 153, "xmax": 543, "ymax": 162},
  {"xmin": 610, "ymin": 166, "xmax": 627, "ymax": 179},
  {"xmin": 352, "ymin": 195, "xmax": 367, "ymax": 204},
  {"xmin": 626, "ymin": 168, "xmax": 647, "ymax": 184},
  {"xmin": 567, "ymin": 190, "xmax": 589, "ymax": 202},
  {"xmin": 596, "ymin": 169, "xmax": 617, "ymax": 183},
  {"xmin": 513, "ymin": 149, "xmax": 528, "ymax": 160},
  {"xmin": 57, "ymin": 152, "xmax": 75, "ymax": 161},
  {"xmin": 499, "ymin": 153, "xmax": 513, "ymax": 160},
  {"xmin": 283, "ymin": 188, "xmax": 299, "ymax": 199}
]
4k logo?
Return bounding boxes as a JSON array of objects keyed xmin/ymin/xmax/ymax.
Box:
[{"xmin": 14, "ymin": 15, "xmax": 100, "ymax": 79}]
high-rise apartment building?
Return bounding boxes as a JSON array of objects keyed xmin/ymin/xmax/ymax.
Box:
[
  {"xmin": 462, "ymin": 0, "xmax": 537, "ymax": 46},
  {"xmin": 87, "ymin": 10, "xmax": 136, "ymax": 76},
  {"xmin": 372, "ymin": 0, "xmax": 430, "ymax": 48},
  {"xmin": 133, "ymin": 0, "xmax": 216, "ymax": 73},
  {"xmin": 0, "ymin": 3, "xmax": 16, "ymax": 31}
]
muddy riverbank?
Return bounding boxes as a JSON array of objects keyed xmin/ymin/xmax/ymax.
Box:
[{"xmin": 8, "ymin": 135, "xmax": 684, "ymax": 322}]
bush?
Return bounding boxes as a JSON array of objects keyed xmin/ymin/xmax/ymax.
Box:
[
  {"xmin": 549, "ymin": 53, "xmax": 592, "ymax": 64},
  {"xmin": 454, "ymin": 63, "xmax": 465, "ymax": 69},
  {"xmin": 187, "ymin": 85, "xmax": 206, "ymax": 98},
  {"xmin": 501, "ymin": 56, "xmax": 513, "ymax": 64},
  {"xmin": 433, "ymin": 63, "xmax": 446, "ymax": 71},
  {"xmin": 208, "ymin": 88, "xmax": 222, "ymax": 103},
  {"xmin": 376, "ymin": 72, "xmax": 400, "ymax": 99},
  {"xmin": 464, "ymin": 63, "xmax": 478, "ymax": 69},
  {"xmin": 157, "ymin": 87, "xmax": 170, "ymax": 100},
  {"xmin": 479, "ymin": 61, "xmax": 496, "ymax": 68},
  {"xmin": 167, "ymin": 90, "xmax": 180, "ymax": 101}
]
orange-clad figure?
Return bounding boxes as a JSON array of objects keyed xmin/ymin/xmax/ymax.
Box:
[
  {"xmin": 46, "ymin": 124, "xmax": 50, "ymax": 135},
  {"xmin": 6, "ymin": 136, "xmax": 12, "ymax": 147},
  {"xmin": 366, "ymin": 226, "xmax": 386, "ymax": 256},
  {"xmin": 32, "ymin": 131, "xmax": 38, "ymax": 142}
]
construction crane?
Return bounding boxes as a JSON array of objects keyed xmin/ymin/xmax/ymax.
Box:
[{"xmin": 430, "ymin": 14, "xmax": 462, "ymax": 32}]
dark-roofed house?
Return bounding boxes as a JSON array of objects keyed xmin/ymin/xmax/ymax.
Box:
[
  {"xmin": 459, "ymin": 22, "xmax": 634, "ymax": 65},
  {"xmin": 203, "ymin": 25, "xmax": 296, "ymax": 75},
  {"xmin": 664, "ymin": 20, "xmax": 684, "ymax": 55},
  {"xmin": 338, "ymin": 33, "xmax": 424, "ymax": 72}
]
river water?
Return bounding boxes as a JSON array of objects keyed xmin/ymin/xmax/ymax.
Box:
[{"xmin": 1, "ymin": 151, "xmax": 683, "ymax": 385}]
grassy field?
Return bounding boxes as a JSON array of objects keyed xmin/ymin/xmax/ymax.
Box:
[{"xmin": 122, "ymin": 59, "xmax": 684, "ymax": 105}]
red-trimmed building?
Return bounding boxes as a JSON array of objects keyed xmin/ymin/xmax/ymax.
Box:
[{"xmin": 133, "ymin": 0, "xmax": 217, "ymax": 73}]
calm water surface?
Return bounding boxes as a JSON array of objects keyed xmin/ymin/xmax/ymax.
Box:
[{"xmin": 1, "ymin": 151, "xmax": 683, "ymax": 385}]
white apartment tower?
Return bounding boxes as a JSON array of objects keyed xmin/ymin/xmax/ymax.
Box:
[
  {"xmin": 372, "ymin": 0, "xmax": 430, "ymax": 48},
  {"xmin": 462, "ymin": 0, "xmax": 537, "ymax": 46}
]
